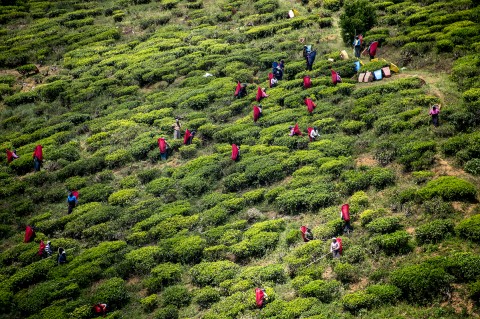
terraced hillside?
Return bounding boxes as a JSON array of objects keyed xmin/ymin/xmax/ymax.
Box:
[{"xmin": 1, "ymin": 0, "xmax": 480, "ymax": 318}]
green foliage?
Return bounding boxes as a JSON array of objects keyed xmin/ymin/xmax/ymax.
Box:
[
  {"xmin": 154, "ymin": 305, "xmax": 178, "ymax": 319},
  {"xmin": 415, "ymin": 219, "xmax": 454, "ymax": 244},
  {"xmin": 140, "ymin": 294, "xmax": 158, "ymax": 313},
  {"xmin": 366, "ymin": 216, "xmax": 402, "ymax": 234},
  {"xmin": 108, "ymin": 188, "xmax": 138, "ymax": 206},
  {"xmin": 299, "ymin": 279, "xmax": 341, "ymax": 302},
  {"xmin": 340, "ymin": 0, "xmax": 377, "ymax": 43},
  {"xmin": 162, "ymin": 285, "xmax": 191, "ymax": 307},
  {"xmin": 125, "ymin": 246, "xmax": 162, "ymax": 274},
  {"xmin": 190, "ymin": 261, "xmax": 239, "ymax": 287},
  {"xmin": 417, "ymin": 176, "xmax": 477, "ymax": 201},
  {"xmin": 93, "ymin": 277, "xmax": 129, "ymax": 309},
  {"xmin": 370, "ymin": 230, "xmax": 411, "ymax": 255},
  {"xmin": 456, "ymin": 214, "xmax": 480, "ymax": 242},
  {"xmin": 390, "ymin": 263, "xmax": 452, "ymax": 304},
  {"xmin": 193, "ymin": 286, "xmax": 221, "ymax": 309},
  {"xmin": 342, "ymin": 291, "xmax": 375, "ymax": 313}
]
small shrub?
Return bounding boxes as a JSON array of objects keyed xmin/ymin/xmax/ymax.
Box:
[
  {"xmin": 417, "ymin": 176, "xmax": 477, "ymax": 202},
  {"xmin": 390, "ymin": 263, "xmax": 452, "ymax": 304},
  {"xmin": 334, "ymin": 263, "xmax": 358, "ymax": 283},
  {"xmin": 125, "ymin": 246, "xmax": 162, "ymax": 274},
  {"xmin": 456, "ymin": 214, "xmax": 480, "ymax": 242},
  {"xmin": 179, "ymin": 144, "xmax": 197, "ymax": 159},
  {"xmin": 341, "ymin": 291, "xmax": 375, "ymax": 313},
  {"xmin": 140, "ymin": 294, "xmax": 158, "ymax": 312},
  {"xmin": 415, "ymin": 219, "xmax": 454, "ymax": 244},
  {"xmin": 299, "ymin": 279, "xmax": 341, "ymax": 303},
  {"xmin": 366, "ymin": 284, "xmax": 401, "ymax": 305},
  {"xmin": 155, "ymin": 305, "xmax": 178, "ymax": 319},
  {"xmin": 465, "ymin": 159, "xmax": 480, "ymax": 176},
  {"xmin": 190, "ymin": 261, "xmax": 240, "ymax": 287},
  {"xmin": 162, "ymin": 285, "xmax": 191, "ymax": 307},
  {"xmin": 366, "ymin": 216, "xmax": 402, "ymax": 234},
  {"xmin": 143, "ymin": 263, "xmax": 182, "ymax": 292},
  {"xmin": 370, "ymin": 230, "xmax": 411, "ymax": 255},
  {"xmin": 93, "ymin": 277, "xmax": 129, "ymax": 309},
  {"xmin": 108, "ymin": 189, "xmax": 138, "ymax": 206},
  {"xmin": 193, "ymin": 286, "xmax": 221, "ymax": 309}
]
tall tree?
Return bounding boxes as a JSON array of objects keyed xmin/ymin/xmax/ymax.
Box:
[{"xmin": 340, "ymin": 0, "xmax": 377, "ymax": 44}]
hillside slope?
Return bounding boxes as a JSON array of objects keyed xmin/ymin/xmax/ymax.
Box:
[{"xmin": 1, "ymin": 0, "xmax": 480, "ymax": 318}]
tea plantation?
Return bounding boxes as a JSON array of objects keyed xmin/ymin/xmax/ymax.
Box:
[{"xmin": 1, "ymin": 0, "xmax": 480, "ymax": 318}]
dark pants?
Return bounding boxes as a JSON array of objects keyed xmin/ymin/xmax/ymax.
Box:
[
  {"xmin": 369, "ymin": 54, "xmax": 375, "ymax": 61},
  {"xmin": 355, "ymin": 46, "xmax": 361, "ymax": 58},
  {"xmin": 68, "ymin": 202, "xmax": 76, "ymax": 214},
  {"xmin": 34, "ymin": 158, "xmax": 41, "ymax": 171},
  {"xmin": 161, "ymin": 152, "xmax": 167, "ymax": 160},
  {"xmin": 432, "ymin": 114, "xmax": 439, "ymax": 127},
  {"xmin": 344, "ymin": 220, "xmax": 352, "ymax": 233}
]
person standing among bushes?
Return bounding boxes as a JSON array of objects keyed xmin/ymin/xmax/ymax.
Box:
[
  {"xmin": 6, "ymin": 149, "xmax": 19, "ymax": 163},
  {"xmin": 57, "ymin": 247, "xmax": 67, "ymax": 265},
  {"xmin": 45, "ymin": 240, "xmax": 52, "ymax": 256},
  {"xmin": 289, "ymin": 123, "xmax": 302, "ymax": 136},
  {"xmin": 253, "ymin": 105, "xmax": 262, "ymax": 123},
  {"xmin": 231, "ymin": 144, "xmax": 240, "ymax": 161},
  {"xmin": 429, "ymin": 104, "xmax": 441, "ymax": 127},
  {"xmin": 172, "ymin": 118, "xmax": 181, "ymax": 139},
  {"xmin": 330, "ymin": 238, "xmax": 340, "ymax": 258},
  {"xmin": 158, "ymin": 137, "xmax": 170, "ymax": 161},
  {"xmin": 92, "ymin": 303, "xmax": 107, "ymax": 317},
  {"xmin": 300, "ymin": 225, "xmax": 314, "ymax": 242},
  {"xmin": 184, "ymin": 129, "xmax": 196, "ymax": 145},
  {"xmin": 234, "ymin": 82, "xmax": 247, "ymax": 98},
  {"xmin": 307, "ymin": 127, "xmax": 319, "ymax": 141},
  {"xmin": 341, "ymin": 204, "xmax": 353, "ymax": 233},
  {"xmin": 270, "ymin": 74, "xmax": 278, "ymax": 87},
  {"xmin": 353, "ymin": 36, "xmax": 362, "ymax": 58},
  {"xmin": 67, "ymin": 191, "xmax": 78, "ymax": 214},
  {"xmin": 366, "ymin": 41, "xmax": 379, "ymax": 61},
  {"xmin": 33, "ymin": 144, "xmax": 43, "ymax": 172},
  {"xmin": 255, "ymin": 288, "xmax": 268, "ymax": 308}
]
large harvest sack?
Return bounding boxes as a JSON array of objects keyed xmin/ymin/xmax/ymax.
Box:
[
  {"xmin": 358, "ymin": 73, "xmax": 366, "ymax": 82},
  {"xmin": 373, "ymin": 69, "xmax": 383, "ymax": 80},
  {"xmin": 382, "ymin": 66, "xmax": 391, "ymax": 78}
]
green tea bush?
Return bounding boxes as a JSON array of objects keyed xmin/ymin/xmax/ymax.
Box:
[
  {"xmin": 366, "ymin": 284, "xmax": 401, "ymax": 305},
  {"xmin": 92, "ymin": 277, "xmax": 129, "ymax": 309},
  {"xmin": 417, "ymin": 176, "xmax": 477, "ymax": 201},
  {"xmin": 390, "ymin": 263, "xmax": 452, "ymax": 304},
  {"xmin": 79, "ymin": 184, "xmax": 114, "ymax": 203},
  {"xmin": 366, "ymin": 216, "xmax": 402, "ymax": 234},
  {"xmin": 341, "ymin": 291, "xmax": 375, "ymax": 313},
  {"xmin": 143, "ymin": 262, "xmax": 182, "ymax": 293},
  {"xmin": 105, "ymin": 149, "xmax": 133, "ymax": 168},
  {"xmin": 334, "ymin": 262, "xmax": 358, "ymax": 283},
  {"xmin": 125, "ymin": 246, "xmax": 162, "ymax": 274},
  {"xmin": 339, "ymin": 0, "xmax": 377, "ymax": 43},
  {"xmin": 140, "ymin": 294, "xmax": 158, "ymax": 313},
  {"xmin": 415, "ymin": 219, "xmax": 454, "ymax": 244},
  {"xmin": 240, "ymin": 264, "xmax": 286, "ymax": 284},
  {"xmin": 190, "ymin": 260, "xmax": 239, "ymax": 287},
  {"xmin": 456, "ymin": 215, "xmax": 480, "ymax": 242},
  {"xmin": 193, "ymin": 286, "xmax": 221, "ymax": 309},
  {"xmin": 299, "ymin": 280, "xmax": 341, "ymax": 303},
  {"xmin": 108, "ymin": 188, "xmax": 138, "ymax": 206},
  {"xmin": 230, "ymin": 231, "xmax": 280, "ymax": 260},
  {"xmin": 370, "ymin": 230, "xmax": 411, "ymax": 255},
  {"xmin": 465, "ymin": 159, "xmax": 480, "ymax": 175},
  {"xmin": 154, "ymin": 305, "xmax": 178, "ymax": 319},
  {"xmin": 398, "ymin": 141, "xmax": 436, "ymax": 171},
  {"xmin": 444, "ymin": 252, "xmax": 480, "ymax": 283},
  {"xmin": 162, "ymin": 285, "xmax": 191, "ymax": 308}
]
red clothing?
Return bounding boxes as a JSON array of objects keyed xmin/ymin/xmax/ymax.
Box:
[
  {"xmin": 33, "ymin": 145, "xmax": 43, "ymax": 161},
  {"xmin": 231, "ymin": 144, "xmax": 239, "ymax": 161},
  {"xmin": 300, "ymin": 226, "xmax": 307, "ymax": 242},
  {"xmin": 255, "ymin": 87, "xmax": 264, "ymax": 102},
  {"xmin": 158, "ymin": 138, "xmax": 167, "ymax": 153},
  {"xmin": 6, "ymin": 149, "xmax": 13, "ymax": 163},
  {"xmin": 369, "ymin": 41, "xmax": 378, "ymax": 56},
  {"xmin": 331, "ymin": 69, "xmax": 341, "ymax": 85},
  {"xmin": 24, "ymin": 226, "xmax": 34, "ymax": 243},
  {"xmin": 255, "ymin": 288, "xmax": 265, "ymax": 308},
  {"xmin": 305, "ymin": 98, "xmax": 316, "ymax": 114},
  {"xmin": 337, "ymin": 237, "xmax": 343, "ymax": 254},
  {"xmin": 38, "ymin": 240, "xmax": 46, "ymax": 256},
  {"xmin": 268, "ymin": 73, "xmax": 273, "ymax": 88},
  {"xmin": 253, "ymin": 105, "xmax": 261, "ymax": 122},
  {"xmin": 234, "ymin": 81, "xmax": 241, "ymax": 96},
  {"xmin": 307, "ymin": 127, "xmax": 313, "ymax": 142},
  {"xmin": 303, "ymin": 76, "xmax": 312, "ymax": 89},
  {"xmin": 183, "ymin": 129, "xmax": 192, "ymax": 145},
  {"xmin": 72, "ymin": 190, "xmax": 79, "ymax": 200},
  {"xmin": 290, "ymin": 123, "xmax": 302, "ymax": 136},
  {"xmin": 341, "ymin": 204, "xmax": 350, "ymax": 222}
]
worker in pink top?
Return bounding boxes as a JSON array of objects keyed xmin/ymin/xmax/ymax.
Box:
[{"xmin": 429, "ymin": 104, "xmax": 441, "ymax": 127}]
